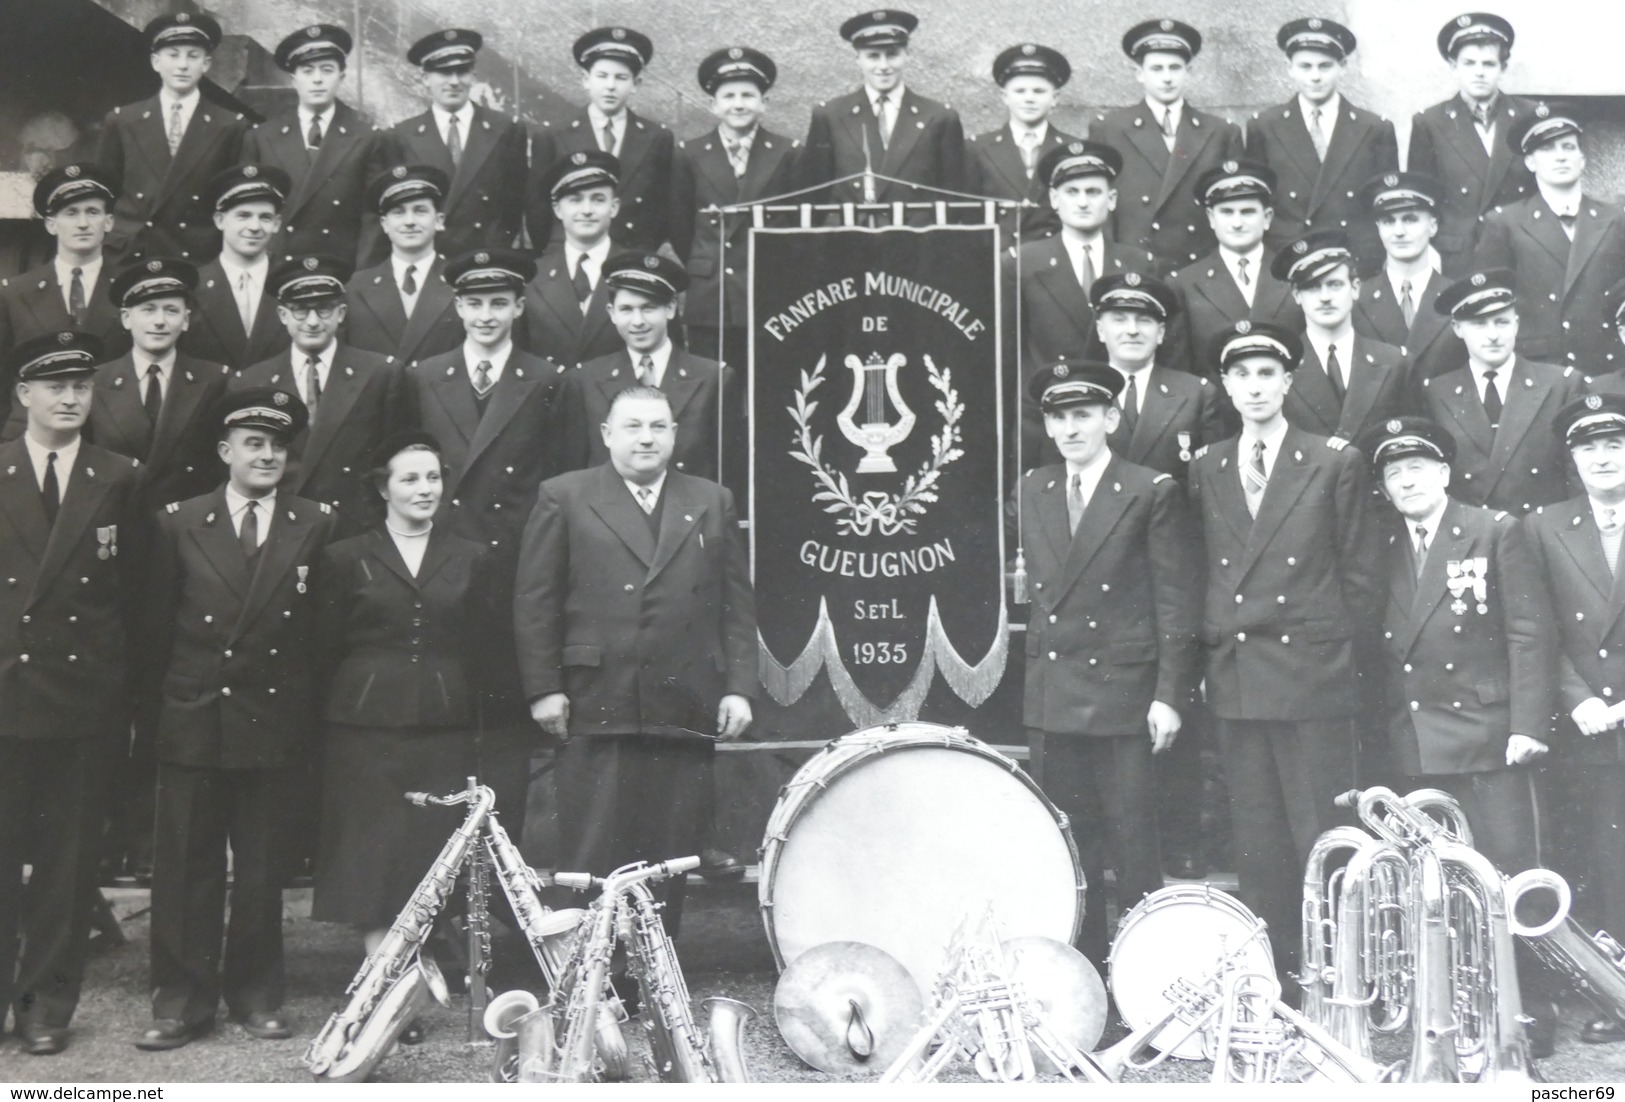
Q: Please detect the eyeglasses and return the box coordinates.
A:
[282,304,341,321]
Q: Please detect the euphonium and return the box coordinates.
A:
[303,783,492,1081]
[1325,834,1410,1059]
[1300,826,1374,1026]
[483,989,539,1083]
[1406,845,1463,1083]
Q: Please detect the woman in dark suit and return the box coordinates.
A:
[311,430,498,975]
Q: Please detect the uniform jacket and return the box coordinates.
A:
[233,345,402,535]
[1420,357,1584,515]
[516,243,625,367]
[315,525,496,728]
[384,106,526,257]
[1351,267,1466,383]
[1474,193,1625,373]
[1381,500,1553,774]
[1527,495,1625,765]
[0,441,142,740]
[88,352,231,517]
[1187,426,1381,720]
[96,94,247,262]
[1245,98,1398,266]
[1107,367,1228,478]
[1090,101,1246,268]
[240,100,388,268]
[529,108,675,252]
[513,463,756,736]
[1282,335,1412,442]
[1015,234,1160,370]
[142,488,335,769]
[798,88,966,222]
[670,125,800,329]
[1166,249,1304,381]
[964,122,1075,242]
[1406,94,1537,271]
[343,254,462,367]
[553,348,730,481]
[0,262,130,367]
[180,258,292,370]
[1020,457,1199,734]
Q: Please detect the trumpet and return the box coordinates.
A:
[1210,969,1396,1084]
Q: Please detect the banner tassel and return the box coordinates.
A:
[1011,547,1028,605]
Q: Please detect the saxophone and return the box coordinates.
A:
[304,783,494,1081]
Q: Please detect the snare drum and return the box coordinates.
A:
[759,723,1084,994]
[1107,885,1276,1060]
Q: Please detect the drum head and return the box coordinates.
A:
[1108,886,1275,1061]
[762,732,1081,995]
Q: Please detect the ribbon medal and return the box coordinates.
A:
[1177,431,1193,463]
[296,564,309,594]
[96,525,117,559]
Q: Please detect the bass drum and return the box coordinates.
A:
[1108,885,1276,1060]
[759,723,1084,994]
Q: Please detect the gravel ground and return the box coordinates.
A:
[2,883,1624,1084]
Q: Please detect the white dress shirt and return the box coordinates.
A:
[391,253,433,316]
[1305,328,1355,390]
[1148,98,1184,136]
[1468,356,1517,404]
[1060,231,1104,290]
[298,105,334,151]
[463,340,513,387]
[1410,499,1447,551]
[158,89,201,144]
[54,256,104,315]
[135,350,176,402]
[1064,446,1112,511]
[217,253,269,329]
[293,342,337,406]
[1238,417,1290,487]
[225,485,276,547]
[1537,181,1583,239]
[866,83,906,144]
[630,340,675,388]
[1219,244,1265,306]
[624,469,669,511]
[1298,92,1341,145]
[1385,251,1441,309]
[433,103,476,152]
[24,433,80,499]
[1114,362,1154,414]
[566,237,612,302]
[587,106,627,156]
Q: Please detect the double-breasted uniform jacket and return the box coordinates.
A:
[1165,249,1304,380]
[87,353,232,517]
[1187,426,1382,720]
[180,259,292,370]
[1420,357,1584,515]
[798,88,967,224]
[517,244,625,366]
[1381,499,1553,775]
[1107,367,1228,479]
[240,100,389,268]
[0,441,142,741]
[385,106,527,258]
[513,463,756,737]
[1406,94,1537,272]
[964,121,1075,242]
[96,94,247,262]
[1015,235,1161,370]
[553,348,730,481]
[670,125,800,333]
[1352,267,1467,383]
[142,489,335,769]
[529,108,676,252]
[1528,495,1625,766]
[343,254,463,367]
[1282,335,1412,442]
[0,263,130,368]
[1090,101,1246,269]
[314,526,496,729]
[1245,98,1398,267]
[1474,193,1625,374]
[232,345,402,535]
[1020,457,1199,734]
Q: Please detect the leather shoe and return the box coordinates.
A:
[1583,1016,1625,1044]
[698,847,745,881]
[1525,998,1558,1059]
[1164,851,1208,880]
[237,1012,292,1040]
[18,1025,67,1056]
[135,1018,211,1051]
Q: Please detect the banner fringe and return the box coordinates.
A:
[925,597,1009,707]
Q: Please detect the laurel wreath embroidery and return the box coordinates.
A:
[789,353,964,536]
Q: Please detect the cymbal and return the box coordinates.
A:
[1004,936,1108,1071]
[774,941,925,1075]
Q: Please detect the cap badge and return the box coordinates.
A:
[444,30,456,41]
[146,260,163,273]
[729,47,744,59]
[1125,272,1141,286]
[612,27,627,40]
[1161,18,1175,30]
[65,165,80,178]
[243,165,258,177]
[872,11,886,20]
[1293,240,1308,254]
[1457,14,1472,26]
[307,25,321,37]
[1307,17,1323,29]
[1588,394,1604,410]
[1053,364,1069,378]
[1223,160,1238,173]
[57,332,73,346]
[1386,419,1404,433]
[1235,320,1252,334]
[1022,44,1036,55]
[392,166,407,178]
[303,257,319,271]
[1384,173,1398,187]
[1068,141,1084,154]
[571,151,587,164]
[644,255,660,269]
[1536,103,1550,118]
[1471,273,1486,286]
[474,251,490,264]
[176,12,190,23]
[273,391,290,406]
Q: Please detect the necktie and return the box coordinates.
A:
[307,113,323,150]
[572,253,593,304]
[1235,256,1251,288]
[1399,279,1416,327]
[724,136,750,178]
[601,119,616,154]
[446,113,463,168]
[1482,368,1503,428]
[239,499,259,559]
[1066,472,1084,535]
[637,353,655,386]
[305,355,322,422]
[636,486,656,515]
[473,360,492,397]
[144,364,163,424]
[401,264,418,297]
[1326,344,1345,402]
[875,92,891,149]
[237,271,254,332]
[68,267,86,326]
[41,451,59,524]
[1604,508,1623,578]
[1119,375,1139,440]
[1018,130,1039,175]
[1414,524,1429,580]
[1310,106,1328,161]
[167,101,185,155]
[1472,104,1494,153]
[1244,438,1268,515]
[1077,243,1095,291]
[1559,212,1578,240]
[1161,107,1177,150]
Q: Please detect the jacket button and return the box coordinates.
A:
[1286,557,1296,566]
[1404,663,1412,672]
[624,583,634,592]
[1088,657,1098,666]
[1602,649,1610,659]
[221,687,232,696]
[1102,584,1110,592]
[1281,635,1290,644]
[1220,558,1229,567]
[1237,632,1246,642]
[1048,614,1057,623]
[68,655,77,662]
[1277,596,1285,604]
[18,654,27,663]
[1445,663,1454,671]
[268,687,276,694]
[67,616,76,623]
[1452,701,1461,708]
[20,615,28,623]
[1606,688,1615,698]
[1048,651,1057,660]
[224,649,232,658]
[204,615,213,623]
[1410,701,1419,711]
[1235,594,1243,603]
[1088,621,1098,629]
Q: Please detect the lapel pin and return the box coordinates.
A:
[114,376,124,387]
[297,565,309,594]
[346,366,354,376]
[1294,450,1303,462]
[85,467,94,478]
[205,512,216,524]
[684,514,693,522]
[1113,482,1122,493]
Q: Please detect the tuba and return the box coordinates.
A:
[1323,833,1411,1059]
[1299,826,1375,1026]
[1406,845,1463,1083]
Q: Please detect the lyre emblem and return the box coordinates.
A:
[838,352,914,473]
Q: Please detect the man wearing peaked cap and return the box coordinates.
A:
[1273,230,1411,444]
[1188,312,1382,985]
[180,165,294,372]
[243,24,389,271]
[0,329,143,1054]
[345,166,463,367]
[1092,18,1244,270]
[135,381,334,1050]
[1245,16,1397,271]
[528,27,674,255]
[1422,269,1585,517]
[518,153,628,368]
[1408,13,1536,275]
[964,43,1078,243]
[797,9,966,225]
[385,29,526,261]
[96,12,246,266]
[1352,171,1470,384]
[1474,101,1625,378]
[672,46,799,395]
[1018,357,1199,972]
